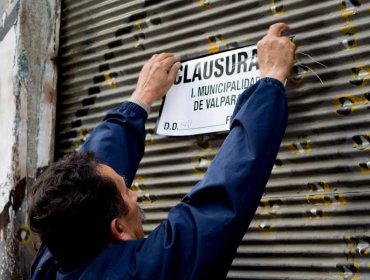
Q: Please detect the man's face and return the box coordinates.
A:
[98,164,145,239]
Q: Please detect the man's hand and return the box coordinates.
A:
[132,53,181,108]
[257,23,296,84]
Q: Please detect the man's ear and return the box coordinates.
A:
[110,218,133,241]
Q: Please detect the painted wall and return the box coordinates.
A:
[0,26,16,214]
[0,21,19,280]
[0,0,61,278]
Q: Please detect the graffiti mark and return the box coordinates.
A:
[66,129,90,152]
[342,36,358,50]
[260,198,283,209]
[257,222,274,233]
[145,129,155,145]
[102,72,118,89]
[334,92,369,118]
[271,0,285,15]
[340,0,361,20]
[192,156,211,174]
[350,66,370,88]
[336,263,360,280]
[16,225,32,244]
[340,22,358,50]
[339,0,361,52]
[340,23,358,36]
[291,64,310,84]
[138,193,157,204]
[113,11,160,51]
[308,181,331,193]
[358,161,370,174]
[334,94,368,116]
[306,182,332,219]
[366,92,370,102]
[79,128,89,139]
[306,193,347,206]
[306,208,326,219]
[134,33,146,49]
[335,96,355,116]
[132,178,156,204]
[196,135,212,150]
[199,0,212,8]
[207,34,227,54]
[131,178,145,192]
[352,134,370,150]
[258,198,282,218]
[345,235,370,257]
[75,141,83,152]
[287,137,312,154]
[136,16,162,30]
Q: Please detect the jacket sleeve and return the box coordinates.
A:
[130,78,288,280]
[79,101,148,186]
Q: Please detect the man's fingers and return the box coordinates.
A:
[267,22,289,37]
[161,55,181,71]
[152,53,175,62]
[168,62,181,82]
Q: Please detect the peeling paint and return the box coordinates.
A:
[0,26,17,213]
[36,0,60,169]
[0,0,61,278]
[17,49,29,81]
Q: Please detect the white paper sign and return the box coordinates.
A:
[156,45,260,136]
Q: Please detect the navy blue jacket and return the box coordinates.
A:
[31,78,288,280]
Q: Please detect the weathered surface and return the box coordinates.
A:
[0,0,61,278]
[0,23,18,280]
[0,25,17,216]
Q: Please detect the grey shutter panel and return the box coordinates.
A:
[57,0,370,279]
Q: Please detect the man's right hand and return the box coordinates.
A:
[257,23,296,84]
[131,53,181,108]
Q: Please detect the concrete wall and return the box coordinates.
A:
[0,24,17,217]
[0,0,61,278]
[0,17,17,278]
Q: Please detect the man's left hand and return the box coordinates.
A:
[131,53,181,108]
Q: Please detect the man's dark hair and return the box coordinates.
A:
[29,152,128,271]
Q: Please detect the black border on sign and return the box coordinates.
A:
[155,43,258,137]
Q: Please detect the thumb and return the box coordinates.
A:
[267,22,289,37]
[168,62,181,83]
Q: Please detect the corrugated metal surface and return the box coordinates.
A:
[56,0,370,279]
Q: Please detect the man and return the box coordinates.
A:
[29,23,296,279]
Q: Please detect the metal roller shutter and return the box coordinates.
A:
[56,0,370,279]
